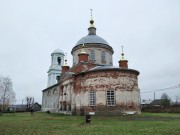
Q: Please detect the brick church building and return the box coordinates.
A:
[41,17,141,115]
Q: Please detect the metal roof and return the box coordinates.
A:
[51,49,64,55]
[87,65,140,75]
[76,35,109,46]
[89,65,119,71]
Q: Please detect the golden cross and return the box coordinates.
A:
[121,46,124,53]
[90,9,93,19]
[121,46,124,60]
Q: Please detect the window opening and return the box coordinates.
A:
[57,57,61,65]
[53,88,57,94]
[101,51,106,61]
[107,91,115,106]
[89,50,95,61]
[89,91,96,106]
[47,91,51,96]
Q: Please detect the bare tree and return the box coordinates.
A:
[161,93,171,107]
[161,93,170,100]
[0,76,16,110]
[175,93,180,105]
[25,96,34,111]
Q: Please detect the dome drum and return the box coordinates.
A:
[71,43,114,55]
[71,19,114,66]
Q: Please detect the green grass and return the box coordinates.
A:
[0,112,180,135]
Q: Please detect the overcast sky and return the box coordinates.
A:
[0,0,180,104]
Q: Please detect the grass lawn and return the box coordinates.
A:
[0,112,180,135]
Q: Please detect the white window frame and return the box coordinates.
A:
[107,90,115,106]
[89,91,96,106]
[89,50,95,61]
[101,51,106,61]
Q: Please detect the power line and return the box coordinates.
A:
[141,84,180,94]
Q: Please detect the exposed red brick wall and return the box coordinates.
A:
[62,66,70,73]
[59,62,140,115]
[78,53,89,63]
[119,60,128,68]
[68,63,96,74]
[60,63,97,83]
[74,70,138,94]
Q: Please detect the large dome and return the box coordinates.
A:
[71,19,114,65]
[76,35,109,46]
[71,19,114,55]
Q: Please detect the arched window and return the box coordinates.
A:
[47,91,51,96]
[101,51,106,62]
[56,76,60,82]
[89,50,95,61]
[57,57,61,65]
[53,88,57,94]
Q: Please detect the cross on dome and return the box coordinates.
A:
[90,9,94,27]
[121,46,125,60]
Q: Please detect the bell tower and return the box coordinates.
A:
[47,49,64,87]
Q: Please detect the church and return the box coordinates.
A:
[41,16,141,115]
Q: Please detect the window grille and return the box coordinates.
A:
[107,91,115,106]
[89,91,96,106]
[89,50,95,60]
[101,51,106,61]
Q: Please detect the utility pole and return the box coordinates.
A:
[15,99,16,112]
[176,96,178,104]
[154,92,155,100]
[22,100,24,106]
